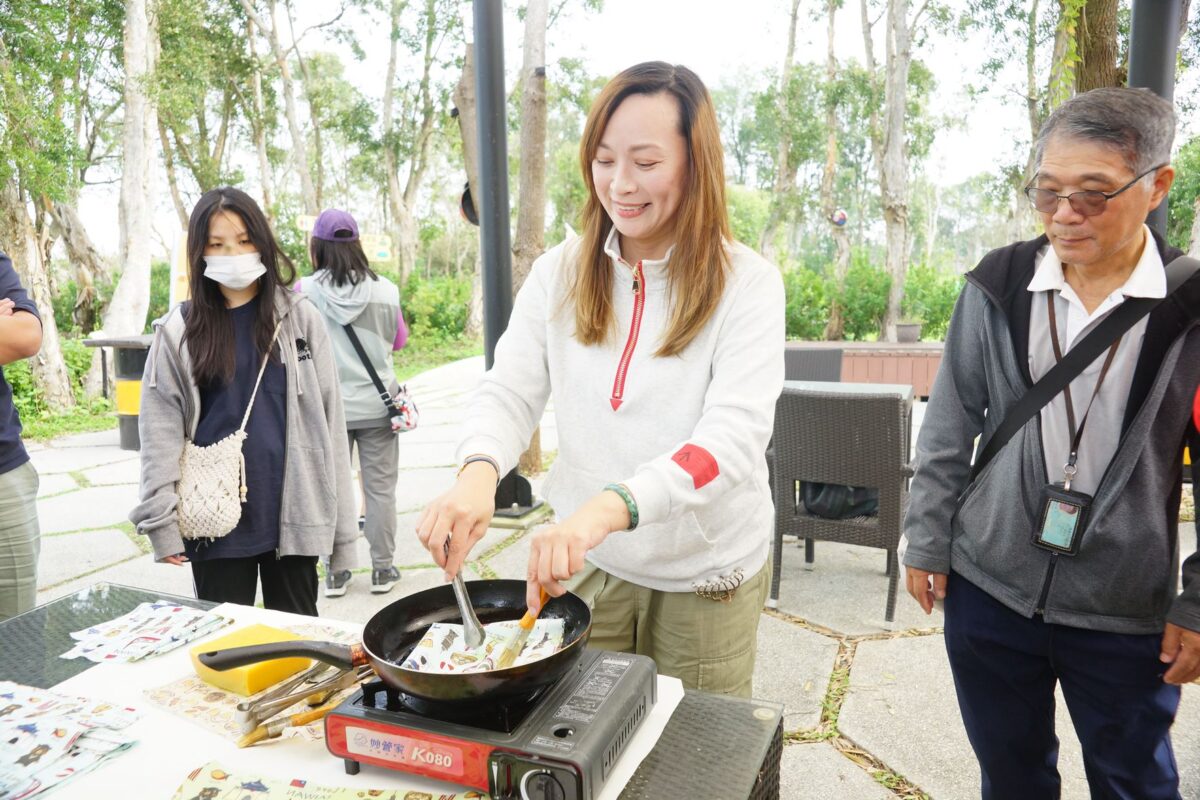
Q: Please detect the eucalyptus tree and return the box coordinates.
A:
[0,3,85,410]
[154,0,258,225]
[820,0,852,339]
[758,0,801,262]
[105,0,159,343]
[380,0,461,280]
[859,0,948,339]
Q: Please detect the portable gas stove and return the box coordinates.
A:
[324,649,657,800]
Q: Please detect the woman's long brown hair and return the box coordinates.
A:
[571,62,730,357]
[184,187,295,387]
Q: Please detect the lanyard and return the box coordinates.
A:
[1046,292,1121,490]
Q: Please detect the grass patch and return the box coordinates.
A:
[21,404,118,442]
[393,334,483,383]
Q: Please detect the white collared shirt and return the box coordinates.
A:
[1026,225,1163,494]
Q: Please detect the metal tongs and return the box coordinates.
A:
[234,662,373,734]
[445,539,486,648]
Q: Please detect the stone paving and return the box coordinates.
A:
[26,355,1200,798]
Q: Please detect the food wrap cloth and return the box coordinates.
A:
[403,621,565,673]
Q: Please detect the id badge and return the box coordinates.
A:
[1033,483,1093,556]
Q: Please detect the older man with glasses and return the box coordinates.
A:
[902,86,1200,799]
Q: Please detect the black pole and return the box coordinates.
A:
[1127,0,1182,235]
[471,0,539,517]
[473,0,513,371]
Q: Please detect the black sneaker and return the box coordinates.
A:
[358,515,366,532]
[324,569,353,598]
[371,566,401,594]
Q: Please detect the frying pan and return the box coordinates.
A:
[196,579,591,705]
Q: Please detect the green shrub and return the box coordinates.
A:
[5,336,109,421]
[727,185,772,249]
[901,265,962,340]
[782,267,830,340]
[51,269,118,336]
[839,258,891,340]
[402,273,471,341]
[145,261,172,331]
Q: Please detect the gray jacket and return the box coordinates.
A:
[129,288,359,573]
[298,272,404,428]
[903,233,1200,634]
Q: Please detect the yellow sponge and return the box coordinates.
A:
[190,624,311,696]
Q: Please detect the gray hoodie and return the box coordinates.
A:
[129,288,359,573]
[298,272,403,428]
[904,233,1200,635]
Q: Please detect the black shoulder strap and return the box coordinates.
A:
[342,323,397,416]
[968,255,1200,482]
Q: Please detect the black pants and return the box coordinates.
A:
[944,571,1180,800]
[190,551,319,616]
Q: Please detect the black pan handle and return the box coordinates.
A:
[197,641,365,671]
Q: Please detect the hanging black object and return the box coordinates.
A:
[460,182,479,226]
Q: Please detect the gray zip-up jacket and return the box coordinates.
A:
[129,288,359,573]
[903,232,1200,635]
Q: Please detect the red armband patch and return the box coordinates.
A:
[672,444,719,490]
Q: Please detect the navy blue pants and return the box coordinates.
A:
[943,572,1180,800]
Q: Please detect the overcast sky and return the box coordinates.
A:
[77,0,1200,259]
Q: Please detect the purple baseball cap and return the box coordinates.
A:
[312,208,360,241]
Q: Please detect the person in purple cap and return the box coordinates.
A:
[298,208,408,596]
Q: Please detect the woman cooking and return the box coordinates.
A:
[416,61,784,698]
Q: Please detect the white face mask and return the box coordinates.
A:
[203,252,267,290]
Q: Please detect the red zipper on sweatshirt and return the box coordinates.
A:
[610,261,645,411]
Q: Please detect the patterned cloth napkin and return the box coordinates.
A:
[0,681,139,799]
[171,761,492,799]
[60,601,230,663]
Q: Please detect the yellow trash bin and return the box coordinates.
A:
[83,334,154,451]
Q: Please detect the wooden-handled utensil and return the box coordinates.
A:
[495,588,551,669]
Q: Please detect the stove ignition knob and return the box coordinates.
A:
[519,768,566,800]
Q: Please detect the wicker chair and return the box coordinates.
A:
[767,382,914,622]
[783,346,843,382]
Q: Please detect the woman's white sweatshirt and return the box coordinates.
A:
[457,229,785,592]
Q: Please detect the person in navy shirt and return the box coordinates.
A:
[0,253,44,620]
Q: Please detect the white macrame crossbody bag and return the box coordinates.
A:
[177,321,283,540]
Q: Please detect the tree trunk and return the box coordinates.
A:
[821,0,851,341]
[248,18,274,222]
[513,0,548,476]
[240,0,318,215]
[294,48,324,208]
[922,181,939,267]
[45,202,108,332]
[860,0,886,173]
[396,0,441,281]
[0,181,75,412]
[880,0,912,341]
[512,0,547,297]
[454,41,485,339]
[758,0,801,261]
[158,120,190,231]
[1075,0,1120,93]
[381,0,406,282]
[107,0,158,340]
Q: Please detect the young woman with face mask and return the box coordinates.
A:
[416,63,785,697]
[130,187,358,615]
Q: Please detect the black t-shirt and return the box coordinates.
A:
[185,296,287,561]
[0,253,40,477]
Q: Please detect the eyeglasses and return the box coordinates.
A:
[1023,164,1166,217]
